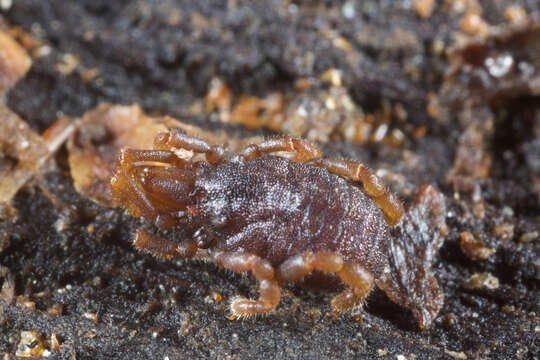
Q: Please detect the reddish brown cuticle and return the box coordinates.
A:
[111,129,404,317]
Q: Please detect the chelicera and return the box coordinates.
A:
[111,129,404,317]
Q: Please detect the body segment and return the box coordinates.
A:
[196,157,389,277]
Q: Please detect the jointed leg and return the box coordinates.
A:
[153,129,224,165]
[111,166,178,229]
[309,158,404,226]
[117,148,186,169]
[276,252,344,283]
[276,252,374,312]
[131,166,195,212]
[237,136,322,163]
[133,229,197,260]
[111,147,197,229]
[212,252,280,317]
[332,263,374,311]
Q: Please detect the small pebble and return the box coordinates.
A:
[519,231,538,243]
[463,272,499,290]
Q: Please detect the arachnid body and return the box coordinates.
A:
[111,129,404,317]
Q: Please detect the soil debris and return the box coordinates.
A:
[459,231,496,261]
[0,31,31,97]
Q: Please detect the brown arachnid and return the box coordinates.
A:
[111,129,404,317]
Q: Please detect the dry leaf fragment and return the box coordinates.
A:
[377,184,448,329]
[0,106,49,204]
[67,103,169,206]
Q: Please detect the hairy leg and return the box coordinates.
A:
[276,251,343,283]
[332,263,374,311]
[131,166,195,211]
[133,229,197,260]
[212,252,280,317]
[118,148,186,169]
[237,136,322,163]
[308,158,404,226]
[111,147,197,228]
[276,252,374,312]
[153,129,224,165]
[111,167,178,229]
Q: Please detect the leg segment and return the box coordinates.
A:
[332,263,374,312]
[118,148,186,169]
[111,166,178,229]
[309,158,404,226]
[276,252,344,283]
[132,166,195,212]
[238,136,322,163]
[213,252,280,317]
[133,229,197,260]
[276,252,374,312]
[153,129,224,165]
[111,147,197,229]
